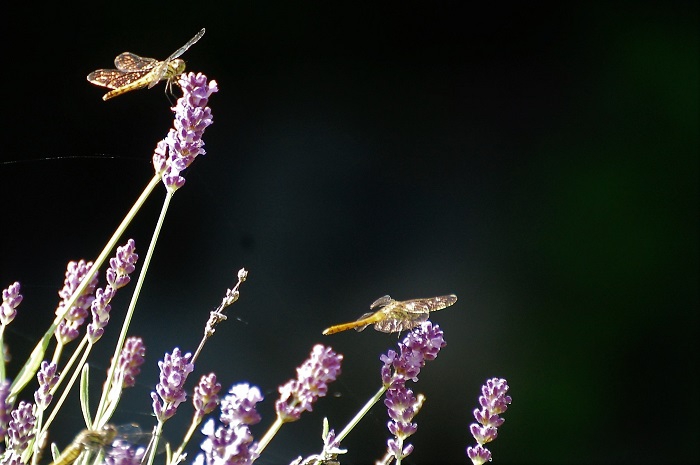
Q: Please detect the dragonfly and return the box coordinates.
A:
[87,28,205,101]
[49,424,149,465]
[322,294,457,335]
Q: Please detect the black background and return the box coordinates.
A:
[1,2,698,464]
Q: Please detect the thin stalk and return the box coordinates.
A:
[93,189,174,428]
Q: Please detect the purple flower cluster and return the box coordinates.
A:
[380,321,446,388]
[88,239,138,343]
[152,72,218,192]
[384,384,424,461]
[194,373,222,422]
[378,321,446,462]
[105,439,146,465]
[151,347,194,422]
[466,378,512,465]
[55,260,99,344]
[276,345,343,422]
[194,383,263,465]
[1,282,23,326]
[115,336,146,388]
[5,401,36,456]
[34,361,58,410]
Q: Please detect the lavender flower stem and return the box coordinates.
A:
[336,385,388,444]
[254,416,285,456]
[94,189,173,427]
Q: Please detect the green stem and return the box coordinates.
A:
[335,385,388,443]
[93,187,173,428]
[254,416,285,456]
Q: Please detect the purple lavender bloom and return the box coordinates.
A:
[275,345,343,422]
[106,239,138,290]
[0,379,11,437]
[151,347,194,422]
[115,336,146,388]
[153,72,218,192]
[34,361,58,410]
[220,383,262,427]
[87,286,115,343]
[380,321,446,388]
[88,240,138,343]
[383,384,423,462]
[466,378,512,465]
[104,439,146,465]
[194,373,223,422]
[1,282,23,326]
[55,260,99,344]
[194,419,259,465]
[6,401,36,455]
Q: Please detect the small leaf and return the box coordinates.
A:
[80,363,92,427]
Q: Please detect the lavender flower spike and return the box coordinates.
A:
[193,373,223,422]
[151,347,194,422]
[1,282,23,327]
[87,239,138,343]
[34,361,58,410]
[276,344,343,422]
[380,321,446,388]
[55,260,99,345]
[194,384,262,465]
[383,384,425,462]
[115,336,146,389]
[153,72,218,192]
[5,401,36,457]
[466,378,512,465]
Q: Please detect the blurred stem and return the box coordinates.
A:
[254,416,285,456]
[336,385,388,443]
[93,186,172,428]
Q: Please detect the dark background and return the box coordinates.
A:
[1,2,698,464]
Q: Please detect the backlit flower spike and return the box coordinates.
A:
[34,361,58,410]
[115,336,146,389]
[104,439,146,465]
[275,344,343,422]
[87,239,138,343]
[194,383,263,465]
[151,347,194,422]
[55,260,99,345]
[153,72,218,192]
[194,418,259,465]
[5,400,36,457]
[380,321,446,389]
[193,373,223,422]
[466,378,512,465]
[220,382,262,427]
[383,384,425,463]
[1,281,23,327]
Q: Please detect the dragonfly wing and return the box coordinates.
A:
[87,69,151,90]
[114,52,158,71]
[165,28,206,62]
[370,295,393,309]
[400,294,458,315]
